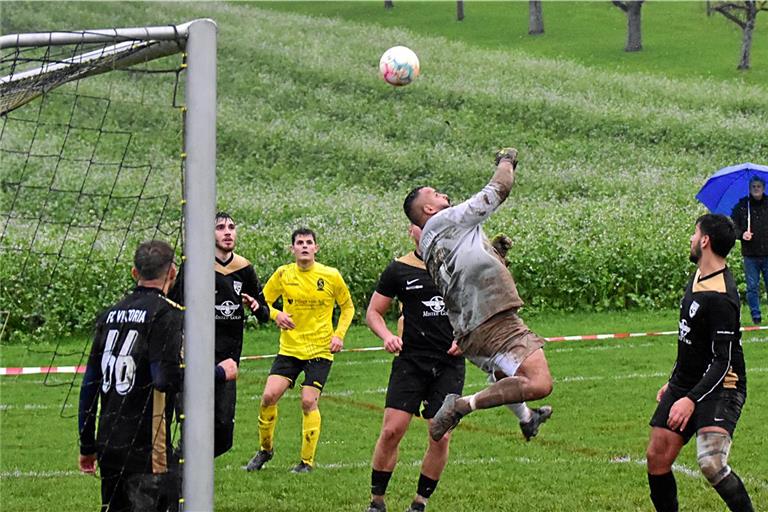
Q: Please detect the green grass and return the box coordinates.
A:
[256,1,768,85]
[3,2,768,341]
[2,313,767,511]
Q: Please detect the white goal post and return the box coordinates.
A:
[1,19,217,511]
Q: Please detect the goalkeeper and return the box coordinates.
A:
[402,148,554,442]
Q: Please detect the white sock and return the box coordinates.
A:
[467,393,478,411]
[506,402,532,423]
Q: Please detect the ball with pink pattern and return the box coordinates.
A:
[379,46,420,87]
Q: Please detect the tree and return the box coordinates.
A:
[712,1,768,70]
[612,0,644,52]
[529,0,544,34]
[457,0,465,21]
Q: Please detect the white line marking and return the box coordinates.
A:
[609,455,768,490]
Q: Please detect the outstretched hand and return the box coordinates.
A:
[494,147,518,168]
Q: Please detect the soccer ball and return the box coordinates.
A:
[379,46,420,87]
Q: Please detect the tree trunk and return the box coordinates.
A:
[384,0,394,9]
[457,0,465,21]
[738,2,757,69]
[529,0,544,34]
[625,1,643,52]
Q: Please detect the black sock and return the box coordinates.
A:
[371,469,393,497]
[714,472,754,512]
[416,473,439,500]
[648,472,678,512]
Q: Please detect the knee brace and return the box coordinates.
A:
[696,432,732,486]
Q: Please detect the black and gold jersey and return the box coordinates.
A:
[671,267,747,401]
[376,251,455,361]
[79,286,183,473]
[170,253,269,363]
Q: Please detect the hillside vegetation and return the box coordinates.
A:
[2,2,767,340]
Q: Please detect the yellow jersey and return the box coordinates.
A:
[264,261,354,361]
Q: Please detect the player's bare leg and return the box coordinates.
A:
[368,409,412,511]
[430,349,552,441]
[646,427,684,511]
[490,370,553,441]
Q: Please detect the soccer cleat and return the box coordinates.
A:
[290,461,313,474]
[428,393,464,441]
[366,500,387,512]
[405,502,426,512]
[244,449,273,471]
[519,405,553,441]
[753,317,761,325]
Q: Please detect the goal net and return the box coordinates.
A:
[1,20,217,509]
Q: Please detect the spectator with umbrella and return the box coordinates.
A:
[696,162,768,324]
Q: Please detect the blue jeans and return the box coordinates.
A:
[743,256,768,320]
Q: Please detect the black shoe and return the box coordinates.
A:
[244,449,273,471]
[753,317,761,325]
[290,461,313,473]
[366,500,387,512]
[405,502,426,512]
[519,405,553,441]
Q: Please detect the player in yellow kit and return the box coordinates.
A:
[245,228,354,474]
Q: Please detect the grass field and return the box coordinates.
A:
[2,3,768,510]
[3,2,768,340]
[2,313,767,511]
[257,0,768,85]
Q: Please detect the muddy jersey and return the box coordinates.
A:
[375,251,455,360]
[79,286,183,473]
[671,267,747,401]
[420,167,523,339]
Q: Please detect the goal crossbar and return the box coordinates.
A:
[0,21,200,49]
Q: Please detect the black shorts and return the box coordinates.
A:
[269,354,333,391]
[385,355,465,419]
[100,466,179,512]
[649,384,746,443]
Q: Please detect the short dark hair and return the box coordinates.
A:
[750,176,765,186]
[215,211,234,224]
[696,213,736,258]
[291,227,316,245]
[403,186,426,226]
[134,240,175,280]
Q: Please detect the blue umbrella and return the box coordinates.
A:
[696,162,768,217]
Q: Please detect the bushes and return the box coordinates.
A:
[2,4,766,342]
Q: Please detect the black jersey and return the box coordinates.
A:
[79,286,183,473]
[670,267,747,401]
[376,252,455,360]
[170,253,269,363]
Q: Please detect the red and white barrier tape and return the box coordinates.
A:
[3,325,767,375]
[0,365,86,376]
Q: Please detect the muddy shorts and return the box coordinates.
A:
[459,309,545,377]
